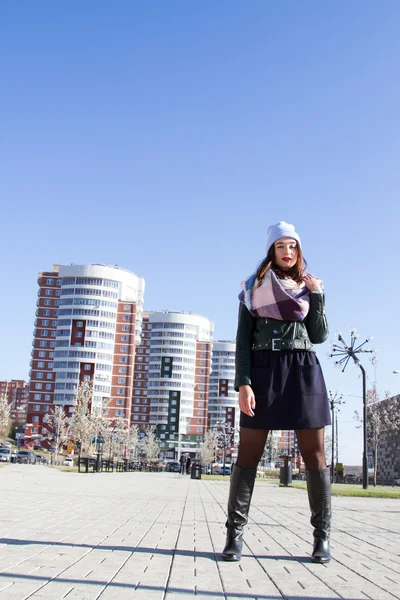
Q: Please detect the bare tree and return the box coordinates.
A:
[200,429,219,467]
[43,406,70,464]
[126,424,139,460]
[69,380,95,457]
[354,386,400,486]
[263,431,280,467]
[0,393,11,438]
[140,425,160,463]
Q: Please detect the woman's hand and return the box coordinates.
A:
[303,274,322,293]
[238,385,255,417]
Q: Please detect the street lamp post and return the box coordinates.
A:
[328,329,374,490]
[328,391,344,483]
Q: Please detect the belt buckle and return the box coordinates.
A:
[272,338,281,351]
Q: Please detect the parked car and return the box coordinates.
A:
[16,450,36,464]
[344,473,359,483]
[0,448,11,462]
[63,457,74,467]
[217,466,231,475]
[166,461,181,472]
[4,442,12,448]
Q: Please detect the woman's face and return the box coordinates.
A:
[274,237,298,270]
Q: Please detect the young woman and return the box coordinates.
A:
[222,221,331,564]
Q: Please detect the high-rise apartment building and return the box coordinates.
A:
[208,341,238,429]
[208,341,238,463]
[25,264,145,446]
[133,311,214,458]
[0,379,29,424]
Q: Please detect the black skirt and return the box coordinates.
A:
[240,350,331,430]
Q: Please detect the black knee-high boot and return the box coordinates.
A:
[306,468,331,563]
[221,464,257,561]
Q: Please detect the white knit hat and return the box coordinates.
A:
[266,221,302,256]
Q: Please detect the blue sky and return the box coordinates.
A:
[2,1,400,465]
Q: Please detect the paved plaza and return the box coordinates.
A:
[0,465,399,600]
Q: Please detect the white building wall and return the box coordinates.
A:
[209,341,238,429]
[52,264,144,409]
[147,312,213,439]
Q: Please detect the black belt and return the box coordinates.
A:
[253,339,313,351]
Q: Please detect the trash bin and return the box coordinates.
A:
[10,454,16,464]
[279,456,292,486]
[190,462,202,480]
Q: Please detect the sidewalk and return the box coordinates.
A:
[0,465,399,600]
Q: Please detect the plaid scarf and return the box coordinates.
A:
[239,269,310,321]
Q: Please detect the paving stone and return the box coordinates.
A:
[1,465,400,600]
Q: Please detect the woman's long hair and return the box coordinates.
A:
[255,242,307,286]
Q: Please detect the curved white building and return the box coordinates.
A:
[145,311,214,459]
[26,264,145,444]
[208,340,238,428]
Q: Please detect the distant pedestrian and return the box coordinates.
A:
[222,221,331,564]
[186,455,191,475]
[179,454,185,475]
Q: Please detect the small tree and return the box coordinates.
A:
[69,380,95,457]
[0,393,11,438]
[200,429,219,468]
[354,386,400,486]
[126,424,139,460]
[140,425,160,463]
[43,406,70,464]
[263,432,280,467]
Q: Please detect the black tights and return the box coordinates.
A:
[236,428,327,471]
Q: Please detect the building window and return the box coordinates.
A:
[121,336,129,342]
[44,299,51,306]
[118,378,126,384]
[77,321,84,327]
[119,367,127,373]
[45,384,52,390]
[116,410,124,416]
[123,315,131,321]
[34,394,41,400]
[38,362,45,368]
[116,399,124,405]
[123,305,131,311]
[75,332,83,338]
[117,388,124,395]
[46,279,53,285]
[45,394,51,401]
[41,331,48,337]
[120,346,128,353]
[39,341,47,347]
[119,357,128,363]
[47,373,52,379]
[38,351,46,357]
[35,383,43,390]
[33,405,40,411]
[37,372,44,379]
[122,325,130,332]
[133,415,139,420]
[32,417,39,423]
[45,290,53,296]
[42,320,49,326]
